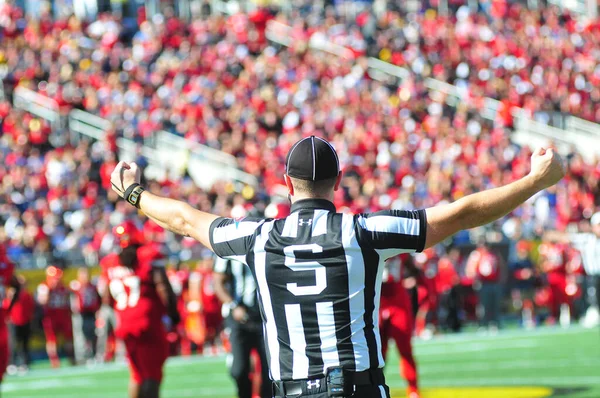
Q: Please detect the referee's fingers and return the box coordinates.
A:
[532,147,546,157]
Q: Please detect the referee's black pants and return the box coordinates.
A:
[227,320,271,398]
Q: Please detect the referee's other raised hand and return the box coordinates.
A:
[528,147,566,190]
[110,161,142,198]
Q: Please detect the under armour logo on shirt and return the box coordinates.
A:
[306,380,320,390]
[298,219,313,227]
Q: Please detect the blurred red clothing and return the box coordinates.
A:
[73,282,101,314]
[10,289,35,326]
[467,247,501,283]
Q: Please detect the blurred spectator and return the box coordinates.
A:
[508,240,537,328]
[466,240,502,331]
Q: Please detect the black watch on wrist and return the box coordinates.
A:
[124,183,146,209]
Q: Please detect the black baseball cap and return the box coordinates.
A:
[285,136,340,181]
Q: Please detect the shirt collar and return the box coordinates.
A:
[290,199,336,213]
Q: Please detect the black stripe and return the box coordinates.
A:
[357,209,427,252]
[327,213,356,370]
[302,302,324,377]
[416,209,427,253]
[368,232,422,251]
[212,238,250,260]
[265,241,294,380]
[356,221,381,369]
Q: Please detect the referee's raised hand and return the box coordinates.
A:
[528,147,566,190]
[110,161,141,198]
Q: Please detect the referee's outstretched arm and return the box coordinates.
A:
[109,147,565,250]
[423,147,565,248]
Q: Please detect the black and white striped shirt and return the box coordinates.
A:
[570,233,600,276]
[209,199,426,382]
[214,256,261,320]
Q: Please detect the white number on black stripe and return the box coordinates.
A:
[284,244,327,296]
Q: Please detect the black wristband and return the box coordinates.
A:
[124,183,145,208]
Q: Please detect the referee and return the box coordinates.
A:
[213,256,271,398]
[111,136,565,398]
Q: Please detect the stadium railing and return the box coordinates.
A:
[265,20,600,162]
[13,88,258,191]
[13,86,61,132]
[547,0,598,18]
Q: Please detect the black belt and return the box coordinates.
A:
[273,368,385,397]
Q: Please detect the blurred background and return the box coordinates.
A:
[0,0,599,397]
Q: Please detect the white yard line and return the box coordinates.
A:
[415,339,541,356]
[416,357,600,375]
[386,376,600,388]
[413,325,594,346]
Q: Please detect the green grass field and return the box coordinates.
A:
[6,326,600,398]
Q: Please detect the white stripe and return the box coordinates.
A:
[378,385,387,398]
[341,213,370,371]
[285,303,309,380]
[316,301,340,374]
[213,221,261,244]
[282,212,299,238]
[253,221,280,380]
[359,215,420,236]
[311,136,316,180]
[373,257,385,367]
[213,256,228,273]
[243,271,256,306]
[232,261,244,301]
[311,209,329,237]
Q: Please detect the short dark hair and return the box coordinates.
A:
[290,176,337,197]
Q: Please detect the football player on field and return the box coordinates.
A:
[37,265,74,368]
[379,254,421,398]
[0,243,20,391]
[100,221,179,398]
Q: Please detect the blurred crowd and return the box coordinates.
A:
[0,0,599,358]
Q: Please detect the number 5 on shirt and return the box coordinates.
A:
[284,244,327,296]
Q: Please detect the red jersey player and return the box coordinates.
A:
[379,254,420,398]
[100,221,179,398]
[37,265,74,367]
[0,243,20,389]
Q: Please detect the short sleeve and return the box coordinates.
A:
[356,209,427,260]
[209,217,264,265]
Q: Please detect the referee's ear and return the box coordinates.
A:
[284,174,295,196]
[333,171,343,191]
